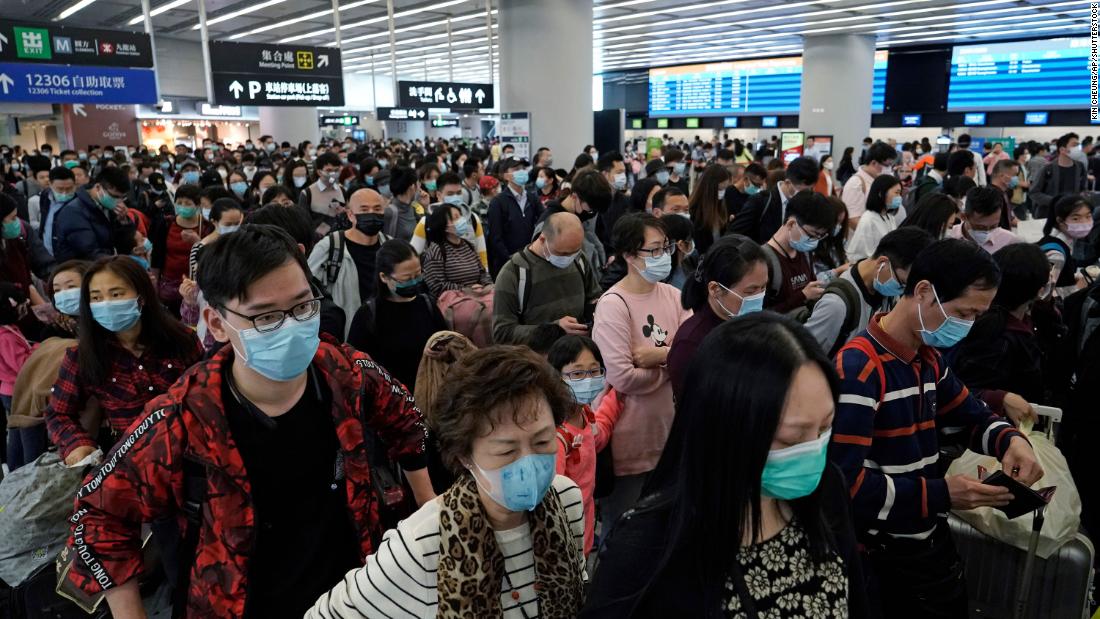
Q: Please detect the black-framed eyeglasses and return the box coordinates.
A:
[562,367,606,381]
[221,297,323,333]
[637,243,676,259]
[797,221,830,241]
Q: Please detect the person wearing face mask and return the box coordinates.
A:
[842,141,897,230]
[583,314,869,618]
[662,148,689,196]
[410,172,488,266]
[383,165,425,242]
[347,239,447,390]
[1038,194,1094,298]
[536,169,613,281]
[847,174,903,262]
[1009,145,1032,220]
[306,188,390,339]
[666,234,767,397]
[62,229,432,619]
[227,169,251,206]
[805,227,933,358]
[591,213,692,528]
[29,166,77,252]
[45,257,200,467]
[177,161,202,187]
[492,212,601,346]
[421,203,494,300]
[762,192,835,314]
[984,158,1022,231]
[594,152,630,251]
[686,163,733,256]
[0,193,54,322]
[948,185,1021,255]
[283,158,311,203]
[179,199,245,348]
[730,157,818,244]
[157,182,213,315]
[534,166,560,204]
[459,156,484,210]
[297,152,348,236]
[487,158,544,276]
[814,154,838,197]
[307,345,585,619]
[546,335,623,556]
[831,238,1042,618]
[51,167,137,263]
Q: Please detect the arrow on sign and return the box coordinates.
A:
[0,33,7,53]
[318,54,329,68]
[474,89,485,104]
[0,74,12,95]
[229,80,244,98]
[73,104,87,117]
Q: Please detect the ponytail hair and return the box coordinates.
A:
[681,234,766,311]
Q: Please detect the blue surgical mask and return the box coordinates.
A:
[918,285,974,348]
[182,171,200,184]
[142,238,153,254]
[613,172,627,191]
[96,190,117,211]
[633,253,672,283]
[673,162,686,176]
[201,207,212,220]
[1007,176,1020,189]
[159,162,171,171]
[717,188,726,201]
[469,453,557,512]
[2,219,20,239]
[717,284,764,317]
[226,314,320,382]
[535,177,547,190]
[366,176,375,187]
[90,298,142,332]
[293,176,307,188]
[545,246,579,269]
[176,205,198,219]
[888,195,902,212]
[790,224,820,253]
[453,217,471,237]
[378,159,388,169]
[511,169,529,186]
[231,181,248,197]
[424,180,437,192]
[873,261,904,297]
[745,184,760,196]
[379,184,392,198]
[761,430,831,500]
[53,287,81,316]
[567,376,604,405]
[130,254,150,271]
[219,224,240,235]
[443,194,464,207]
[655,170,670,185]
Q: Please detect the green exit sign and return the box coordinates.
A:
[656,118,668,129]
[631,118,643,129]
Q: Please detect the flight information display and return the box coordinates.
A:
[648,51,887,116]
[947,37,1089,111]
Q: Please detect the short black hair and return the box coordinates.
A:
[210,197,243,223]
[596,151,625,173]
[174,183,202,204]
[201,185,233,205]
[716,149,735,161]
[963,185,1004,217]
[436,171,462,189]
[526,323,567,356]
[652,186,685,212]
[463,156,481,178]
[902,238,1000,301]
[1043,194,1092,236]
[943,174,977,200]
[260,185,295,205]
[865,142,897,165]
[612,212,666,258]
[197,224,310,308]
[932,152,949,172]
[546,335,603,371]
[957,133,972,148]
[901,193,959,239]
[947,150,975,177]
[96,166,131,193]
[388,166,418,197]
[315,152,341,169]
[785,191,834,231]
[1056,133,1079,150]
[664,147,685,163]
[499,157,526,173]
[48,166,76,183]
[785,156,819,186]
[570,169,613,213]
[246,203,316,253]
[991,243,1049,310]
[873,227,934,270]
[660,211,693,242]
[0,282,26,325]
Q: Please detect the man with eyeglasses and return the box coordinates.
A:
[763,191,836,314]
[948,185,1020,255]
[64,225,434,619]
[51,166,137,262]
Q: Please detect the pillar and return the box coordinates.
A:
[498,0,592,162]
[799,34,876,165]
[258,107,319,145]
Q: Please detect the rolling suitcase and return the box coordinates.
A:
[949,510,1094,618]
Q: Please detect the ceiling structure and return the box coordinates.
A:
[7,0,1090,85]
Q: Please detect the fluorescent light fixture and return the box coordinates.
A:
[595,0,657,10]
[192,0,288,29]
[126,0,190,25]
[595,0,757,25]
[281,0,469,43]
[226,0,376,39]
[339,10,485,45]
[58,0,97,19]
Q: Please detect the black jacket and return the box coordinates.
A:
[954,306,1050,405]
[729,187,784,244]
[487,187,543,276]
[581,463,872,619]
[51,187,136,262]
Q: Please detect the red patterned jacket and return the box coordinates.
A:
[64,340,428,618]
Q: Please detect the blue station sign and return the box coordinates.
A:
[0,62,157,104]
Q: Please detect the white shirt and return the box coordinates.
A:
[306,476,585,619]
[510,183,528,214]
[846,211,898,261]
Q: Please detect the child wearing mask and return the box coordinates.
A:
[547,335,623,555]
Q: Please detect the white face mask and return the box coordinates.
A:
[823,161,834,171]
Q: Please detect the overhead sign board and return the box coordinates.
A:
[376,107,429,121]
[0,20,153,68]
[498,112,530,159]
[320,114,359,126]
[199,103,241,117]
[430,118,459,128]
[398,79,493,109]
[902,114,922,126]
[0,61,157,104]
[209,40,344,106]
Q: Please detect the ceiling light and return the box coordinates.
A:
[226,0,376,39]
[281,0,469,43]
[57,0,97,20]
[339,11,484,45]
[192,0,288,29]
[594,0,658,11]
[126,0,190,26]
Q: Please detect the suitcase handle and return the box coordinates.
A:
[1012,507,1046,619]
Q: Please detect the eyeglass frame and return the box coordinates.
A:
[562,367,606,381]
[219,297,324,333]
[636,242,677,259]
[796,220,830,242]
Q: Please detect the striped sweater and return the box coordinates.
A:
[305,476,585,618]
[829,314,1024,541]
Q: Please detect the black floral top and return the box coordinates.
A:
[725,517,848,618]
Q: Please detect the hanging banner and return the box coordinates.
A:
[397,79,493,109]
[209,40,344,106]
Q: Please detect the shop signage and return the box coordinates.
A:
[209,40,344,106]
[397,80,493,109]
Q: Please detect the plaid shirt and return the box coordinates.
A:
[45,338,201,458]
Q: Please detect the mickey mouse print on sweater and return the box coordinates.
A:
[642,315,669,347]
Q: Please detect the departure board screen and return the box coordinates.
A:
[947,37,1089,111]
[648,51,887,116]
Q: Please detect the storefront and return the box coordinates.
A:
[136,99,260,150]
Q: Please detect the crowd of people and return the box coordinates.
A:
[0,128,1096,618]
